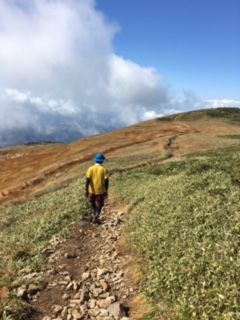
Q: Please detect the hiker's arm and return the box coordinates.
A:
[104,178,109,197]
[104,178,109,191]
[85,178,90,197]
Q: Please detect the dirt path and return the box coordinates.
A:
[28,199,139,320]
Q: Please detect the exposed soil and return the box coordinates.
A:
[29,222,97,318]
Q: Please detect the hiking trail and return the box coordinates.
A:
[24,198,139,320]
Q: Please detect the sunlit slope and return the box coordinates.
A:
[0,108,240,203]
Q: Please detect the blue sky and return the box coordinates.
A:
[96,0,240,100]
[0,0,239,147]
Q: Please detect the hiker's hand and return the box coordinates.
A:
[85,191,89,197]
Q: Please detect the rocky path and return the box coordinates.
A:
[26,200,140,320]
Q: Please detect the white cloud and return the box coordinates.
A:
[205,99,240,109]
[141,110,164,121]
[4,89,30,103]
[0,0,239,147]
[0,91,40,131]
[0,0,117,94]
[108,55,167,106]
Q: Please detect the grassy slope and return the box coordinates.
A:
[0,107,240,319]
[111,146,240,319]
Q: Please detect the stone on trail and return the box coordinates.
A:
[82,272,90,281]
[79,285,89,303]
[97,268,108,280]
[98,295,115,309]
[72,308,83,319]
[16,287,28,301]
[28,283,40,296]
[107,301,123,318]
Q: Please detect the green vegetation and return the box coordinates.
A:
[157,116,173,122]
[206,107,240,119]
[106,150,172,174]
[168,107,240,123]
[111,146,240,319]
[1,142,240,319]
[218,135,240,140]
[24,141,63,146]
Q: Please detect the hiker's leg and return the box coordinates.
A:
[90,200,96,212]
[93,195,105,223]
[95,205,102,217]
[89,203,96,222]
[92,205,101,224]
[88,194,97,222]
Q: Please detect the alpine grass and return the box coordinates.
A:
[111,147,240,319]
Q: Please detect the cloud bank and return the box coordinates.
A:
[0,0,239,147]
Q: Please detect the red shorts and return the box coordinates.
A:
[88,193,105,207]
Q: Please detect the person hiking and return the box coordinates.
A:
[85,153,109,224]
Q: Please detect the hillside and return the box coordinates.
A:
[1,108,240,204]
[0,107,240,319]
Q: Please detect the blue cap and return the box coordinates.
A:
[93,153,106,163]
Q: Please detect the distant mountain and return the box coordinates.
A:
[0,120,117,148]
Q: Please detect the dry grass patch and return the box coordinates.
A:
[129,293,156,320]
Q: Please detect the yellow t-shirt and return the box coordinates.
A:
[86,164,109,195]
